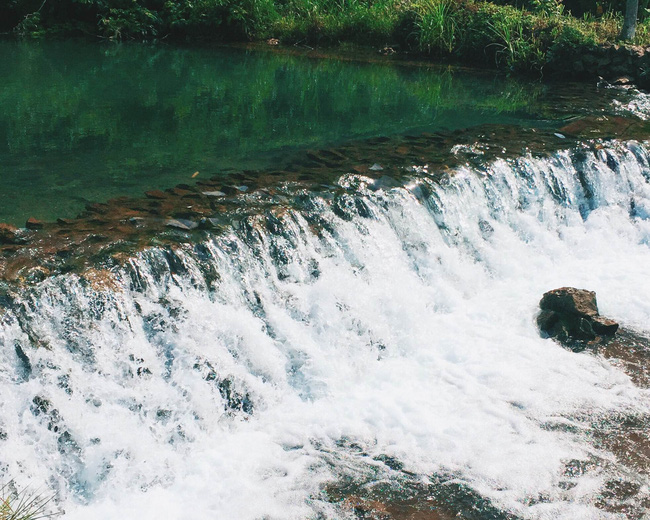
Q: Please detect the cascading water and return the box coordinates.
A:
[1,140,650,519]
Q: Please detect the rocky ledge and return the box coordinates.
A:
[0,117,648,284]
[0,125,604,283]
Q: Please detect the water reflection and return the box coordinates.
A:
[0,40,611,223]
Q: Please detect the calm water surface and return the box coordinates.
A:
[0,40,626,224]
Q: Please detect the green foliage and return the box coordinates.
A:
[8,0,282,40]
[100,2,162,40]
[5,0,650,71]
[487,11,536,68]
[530,0,564,16]
[415,0,458,53]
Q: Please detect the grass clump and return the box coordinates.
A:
[0,482,58,520]
[416,0,459,53]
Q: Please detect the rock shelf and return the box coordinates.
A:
[1,119,648,283]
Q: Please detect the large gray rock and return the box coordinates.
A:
[538,287,618,343]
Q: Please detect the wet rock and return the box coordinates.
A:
[0,223,23,245]
[31,395,62,432]
[370,175,401,191]
[199,217,221,230]
[30,395,50,416]
[612,76,634,86]
[540,287,598,317]
[156,409,172,420]
[0,125,645,283]
[24,266,50,283]
[165,218,198,231]
[25,217,43,230]
[629,45,645,58]
[193,359,253,414]
[592,315,619,335]
[538,287,618,343]
[14,342,32,381]
[145,189,167,200]
[478,219,494,238]
[128,216,145,226]
[85,202,110,214]
[57,430,81,456]
[219,186,240,196]
[168,186,202,200]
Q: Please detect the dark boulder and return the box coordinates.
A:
[540,287,598,317]
[592,316,619,336]
[538,287,619,343]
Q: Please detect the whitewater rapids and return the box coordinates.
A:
[1,140,650,519]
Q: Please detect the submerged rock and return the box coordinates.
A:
[538,287,619,343]
[145,189,167,200]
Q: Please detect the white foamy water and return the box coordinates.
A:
[611,85,650,121]
[2,141,650,519]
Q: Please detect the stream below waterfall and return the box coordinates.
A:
[1,40,650,520]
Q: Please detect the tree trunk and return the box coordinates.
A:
[619,0,639,41]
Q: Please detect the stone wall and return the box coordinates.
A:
[549,43,650,88]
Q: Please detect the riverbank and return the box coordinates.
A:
[5,0,650,79]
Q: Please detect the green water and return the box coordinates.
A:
[0,40,623,225]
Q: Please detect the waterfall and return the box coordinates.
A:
[2,140,650,519]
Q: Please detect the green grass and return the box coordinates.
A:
[0,482,58,520]
[417,0,458,53]
[7,0,650,73]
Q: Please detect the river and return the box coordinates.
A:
[0,40,649,519]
